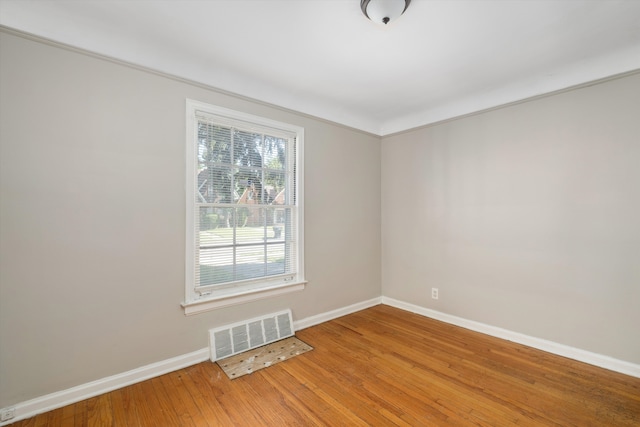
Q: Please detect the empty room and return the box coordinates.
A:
[1,1,639,425]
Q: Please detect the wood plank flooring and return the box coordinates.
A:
[10,305,640,426]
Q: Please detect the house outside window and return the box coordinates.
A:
[184,100,305,314]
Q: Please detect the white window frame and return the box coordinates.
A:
[183,100,305,315]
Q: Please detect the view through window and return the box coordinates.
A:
[185,100,304,308]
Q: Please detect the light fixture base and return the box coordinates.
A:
[361,0,411,25]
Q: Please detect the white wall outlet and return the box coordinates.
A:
[431,288,439,300]
[0,407,15,422]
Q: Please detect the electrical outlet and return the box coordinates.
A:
[431,288,439,300]
[0,407,15,422]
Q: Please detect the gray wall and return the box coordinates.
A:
[2,27,639,409]
[382,72,640,364]
[0,31,381,406]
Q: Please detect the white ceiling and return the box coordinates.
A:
[2,0,639,135]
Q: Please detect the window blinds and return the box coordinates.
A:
[192,111,298,290]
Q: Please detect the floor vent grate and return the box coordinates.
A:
[209,309,294,361]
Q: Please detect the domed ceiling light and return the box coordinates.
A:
[361,0,412,25]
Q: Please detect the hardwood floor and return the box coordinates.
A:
[10,305,640,426]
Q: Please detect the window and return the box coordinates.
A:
[184,100,305,314]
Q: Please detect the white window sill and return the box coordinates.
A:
[182,280,307,316]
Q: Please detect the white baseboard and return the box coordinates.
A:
[0,297,382,425]
[0,348,210,426]
[293,297,382,331]
[4,295,637,425]
[381,296,640,379]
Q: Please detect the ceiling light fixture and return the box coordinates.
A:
[361,0,411,25]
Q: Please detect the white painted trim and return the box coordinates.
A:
[182,281,306,315]
[4,295,638,425]
[381,297,640,379]
[0,297,380,424]
[293,297,382,331]
[184,99,306,314]
[0,348,210,426]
